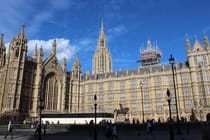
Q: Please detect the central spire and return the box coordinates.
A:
[93,21,112,74]
[100,20,105,37]
[98,20,107,48]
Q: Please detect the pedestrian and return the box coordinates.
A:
[4,120,13,139]
[146,120,152,134]
[105,122,112,140]
[34,121,40,137]
[89,120,94,137]
[111,124,119,140]
[43,123,47,136]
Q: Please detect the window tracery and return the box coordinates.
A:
[43,73,58,111]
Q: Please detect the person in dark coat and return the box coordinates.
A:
[5,120,13,139]
[34,121,41,137]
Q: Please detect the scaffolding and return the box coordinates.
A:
[140,40,162,66]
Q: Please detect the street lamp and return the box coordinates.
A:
[169,54,181,134]
[139,81,145,124]
[167,89,172,122]
[94,94,97,140]
[38,66,44,140]
[38,98,43,140]
[167,89,174,140]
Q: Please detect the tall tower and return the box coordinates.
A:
[92,21,112,74]
[2,25,27,114]
[71,54,81,113]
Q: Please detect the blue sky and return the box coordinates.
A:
[1,0,210,73]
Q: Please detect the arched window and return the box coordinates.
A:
[43,73,59,111]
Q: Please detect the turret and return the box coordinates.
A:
[2,24,28,112]
[204,34,209,49]
[0,34,6,66]
[18,24,27,50]
[186,35,191,52]
[0,34,3,46]
[147,39,152,49]
[72,54,81,79]
[72,54,81,71]
[62,57,67,72]
[37,46,43,64]
[9,24,27,59]
[32,43,38,59]
[52,39,56,55]
[192,37,202,51]
[20,24,25,39]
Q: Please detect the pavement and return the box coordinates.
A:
[0,124,208,140]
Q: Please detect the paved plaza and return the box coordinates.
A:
[0,124,208,140]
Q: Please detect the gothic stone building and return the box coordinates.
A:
[0,23,210,123]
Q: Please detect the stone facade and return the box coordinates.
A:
[0,25,82,122]
[0,23,210,123]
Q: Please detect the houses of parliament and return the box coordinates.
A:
[0,22,210,123]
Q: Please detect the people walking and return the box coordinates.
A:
[89,120,94,137]
[105,122,112,140]
[34,121,40,137]
[146,120,156,140]
[4,120,13,139]
[146,120,152,134]
[43,123,47,136]
[111,124,119,140]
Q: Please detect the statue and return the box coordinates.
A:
[113,103,129,119]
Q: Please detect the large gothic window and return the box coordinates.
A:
[43,73,59,111]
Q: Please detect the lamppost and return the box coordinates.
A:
[167,89,172,122]
[94,94,97,140]
[139,81,145,124]
[167,89,174,140]
[38,65,44,140]
[169,54,181,134]
[38,98,43,140]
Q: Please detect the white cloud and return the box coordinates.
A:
[27,38,78,62]
[108,25,126,34]
[5,43,10,54]
[0,0,34,41]
[77,38,96,51]
[0,0,77,41]
[27,12,53,35]
[107,25,126,41]
[79,38,93,46]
